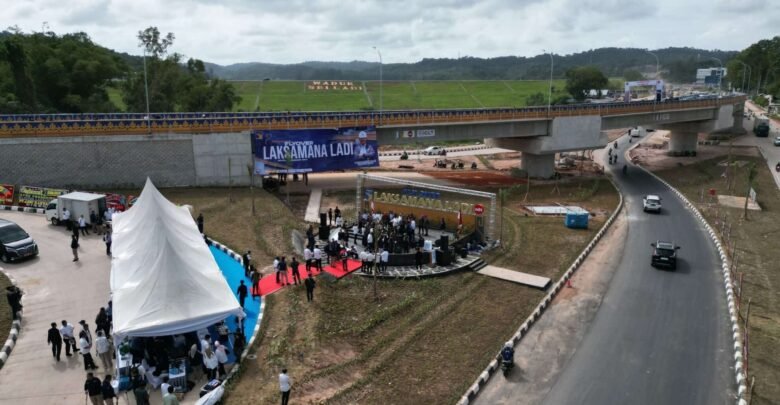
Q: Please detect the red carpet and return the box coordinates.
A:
[255,259,362,297]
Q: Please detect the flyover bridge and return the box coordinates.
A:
[0,96,743,138]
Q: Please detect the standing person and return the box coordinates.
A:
[214,341,228,379]
[303,247,312,274]
[242,250,252,277]
[84,372,103,405]
[163,386,179,405]
[340,246,349,272]
[90,210,99,235]
[95,307,110,337]
[328,208,333,226]
[130,367,149,405]
[304,274,316,302]
[196,213,204,234]
[102,231,112,256]
[47,322,63,362]
[415,248,424,271]
[380,248,389,274]
[273,256,281,284]
[60,320,77,356]
[203,347,218,380]
[278,257,289,286]
[334,206,341,220]
[78,215,89,236]
[63,208,72,231]
[250,265,261,298]
[101,374,117,405]
[71,234,80,262]
[71,218,80,241]
[160,377,171,402]
[237,280,248,308]
[80,331,98,370]
[313,246,323,272]
[279,368,291,405]
[5,286,22,320]
[95,330,112,369]
[290,256,301,285]
[79,320,93,349]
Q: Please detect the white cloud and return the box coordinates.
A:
[5,0,779,65]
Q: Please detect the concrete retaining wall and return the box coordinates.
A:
[0,132,253,189]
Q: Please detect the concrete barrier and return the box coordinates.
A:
[458,175,624,404]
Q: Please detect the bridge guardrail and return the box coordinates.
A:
[0,96,745,138]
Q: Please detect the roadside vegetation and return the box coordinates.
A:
[655,154,780,405]
[202,176,618,404]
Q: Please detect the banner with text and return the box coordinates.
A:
[17,186,68,208]
[252,127,378,174]
[0,184,14,205]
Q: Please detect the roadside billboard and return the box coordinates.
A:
[252,127,378,174]
[0,184,14,205]
[17,185,68,208]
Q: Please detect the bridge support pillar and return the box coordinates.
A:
[668,131,699,154]
[520,152,556,178]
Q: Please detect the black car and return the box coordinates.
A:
[651,241,679,270]
[0,219,39,263]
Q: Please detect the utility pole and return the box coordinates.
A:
[142,49,151,134]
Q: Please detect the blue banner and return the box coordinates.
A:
[252,127,378,174]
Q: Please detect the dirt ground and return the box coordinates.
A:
[0,272,12,354]
[222,174,619,405]
[629,130,759,171]
[653,153,780,405]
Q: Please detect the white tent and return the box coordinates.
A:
[110,178,242,339]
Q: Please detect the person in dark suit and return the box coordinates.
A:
[237,281,248,308]
[415,248,424,271]
[304,274,316,302]
[196,213,204,234]
[47,322,63,361]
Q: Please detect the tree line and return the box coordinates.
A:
[726,36,780,102]
[0,27,240,114]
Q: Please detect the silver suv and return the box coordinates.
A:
[643,195,662,213]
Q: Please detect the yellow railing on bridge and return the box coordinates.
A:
[0,96,744,138]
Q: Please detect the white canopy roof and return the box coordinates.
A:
[110,179,242,339]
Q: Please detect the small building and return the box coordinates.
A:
[696,67,727,86]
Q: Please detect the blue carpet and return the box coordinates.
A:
[210,246,262,345]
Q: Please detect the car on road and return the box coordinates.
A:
[773,136,780,146]
[423,146,447,155]
[0,218,39,263]
[643,195,662,213]
[651,241,679,270]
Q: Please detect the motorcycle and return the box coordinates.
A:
[501,357,514,377]
[500,344,514,377]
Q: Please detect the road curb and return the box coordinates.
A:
[458,175,624,404]
[0,205,45,214]
[629,138,747,405]
[197,238,266,403]
[0,269,22,370]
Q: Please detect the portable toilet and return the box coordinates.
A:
[565,212,589,229]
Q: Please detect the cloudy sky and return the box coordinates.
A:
[4,0,778,65]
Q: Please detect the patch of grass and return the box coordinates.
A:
[655,154,780,405]
[105,86,126,112]
[0,272,12,350]
[231,80,569,112]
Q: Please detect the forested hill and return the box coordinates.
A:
[204,47,737,81]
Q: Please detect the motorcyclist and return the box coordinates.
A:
[622,164,628,175]
[501,342,514,364]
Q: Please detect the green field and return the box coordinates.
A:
[231,80,568,112]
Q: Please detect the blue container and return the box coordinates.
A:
[565,212,589,229]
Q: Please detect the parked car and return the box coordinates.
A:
[643,195,662,213]
[0,219,39,263]
[773,136,780,146]
[423,146,447,155]
[651,241,679,270]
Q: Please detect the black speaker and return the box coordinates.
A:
[320,213,327,227]
[318,225,329,240]
[436,249,452,266]
[439,235,449,250]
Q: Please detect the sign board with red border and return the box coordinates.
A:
[473,203,485,215]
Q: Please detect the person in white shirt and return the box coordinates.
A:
[364,252,375,274]
[160,377,171,401]
[80,332,98,370]
[214,341,229,378]
[366,232,373,248]
[59,320,77,356]
[380,249,389,273]
[200,335,212,355]
[312,247,323,271]
[335,216,343,227]
[303,247,312,273]
[279,369,291,405]
[95,330,112,369]
[78,215,89,236]
[62,208,71,230]
[203,347,219,381]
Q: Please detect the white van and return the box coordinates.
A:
[45,192,106,226]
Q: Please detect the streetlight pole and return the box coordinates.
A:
[372,46,383,125]
[646,50,659,78]
[142,49,151,133]
[736,61,750,94]
[543,50,553,116]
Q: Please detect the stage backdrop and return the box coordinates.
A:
[252,127,378,174]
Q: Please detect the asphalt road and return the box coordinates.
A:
[475,135,735,404]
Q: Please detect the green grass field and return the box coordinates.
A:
[231,80,568,112]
